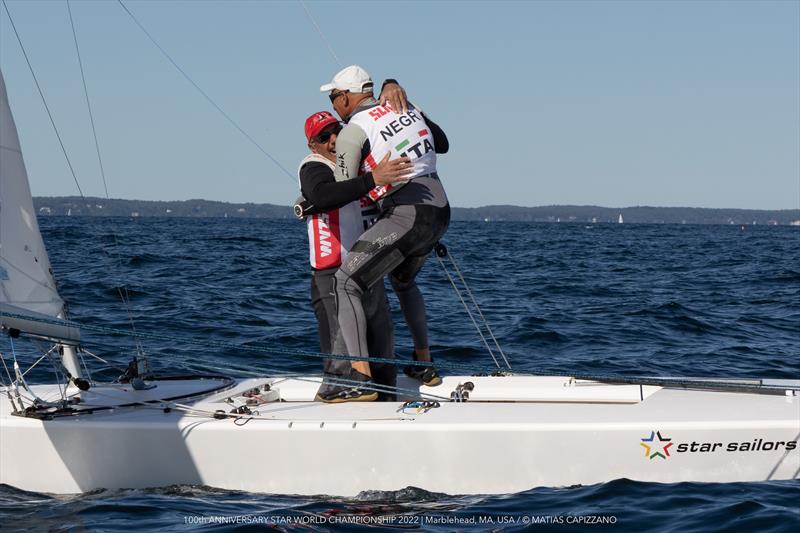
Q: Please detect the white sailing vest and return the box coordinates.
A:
[298,154,377,269]
[348,103,437,202]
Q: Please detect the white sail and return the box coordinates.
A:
[0,70,64,318]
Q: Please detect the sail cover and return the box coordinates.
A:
[0,70,65,318]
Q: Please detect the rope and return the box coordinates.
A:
[436,254,501,368]
[288,374,451,402]
[5,309,796,397]
[19,343,57,379]
[0,309,496,376]
[0,350,12,387]
[17,370,447,418]
[81,347,127,375]
[67,0,145,358]
[21,338,66,403]
[445,250,511,369]
[116,0,294,180]
[298,0,342,67]
[7,336,48,404]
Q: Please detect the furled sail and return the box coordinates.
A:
[0,69,76,343]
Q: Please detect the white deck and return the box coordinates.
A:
[1,375,798,495]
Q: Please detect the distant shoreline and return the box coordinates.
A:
[33,196,800,225]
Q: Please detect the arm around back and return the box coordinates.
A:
[421,112,449,154]
[300,161,374,212]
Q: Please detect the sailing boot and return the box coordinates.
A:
[317,367,379,403]
[403,351,442,387]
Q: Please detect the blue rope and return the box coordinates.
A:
[5,310,796,396]
[0,310,495,375]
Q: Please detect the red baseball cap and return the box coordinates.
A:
[304,111,339,142]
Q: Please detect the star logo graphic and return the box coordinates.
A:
[640,430,673,460]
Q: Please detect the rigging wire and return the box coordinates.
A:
[5,310,798,399]
[19,343,57,379]
[2,311,797,405]
[0,309,497,376]
[66,0,145,358]
[1,0,85,197]
[115,0,295,180]
[298,0,342,67]
[435,255,501,369]
[294,0,509,370]
[4,1,504,379]
[81,347,127,375]
[443,249,511,369]
[0,350,12,386]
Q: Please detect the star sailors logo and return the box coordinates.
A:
[640,430,673,460]
[638,430,798,459]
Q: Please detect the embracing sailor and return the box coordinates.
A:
[297,84,412,402]
[320,65,451,401]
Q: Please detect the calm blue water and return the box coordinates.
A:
[2,218,798,532]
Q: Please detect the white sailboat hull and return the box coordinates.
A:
[2,375,798,495]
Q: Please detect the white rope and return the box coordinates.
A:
[0,350,14,386]
[445,251,512,369]
[20,345,58,379]
[81,347,127,374]
[436,255,501,368]
[298,0,342,67]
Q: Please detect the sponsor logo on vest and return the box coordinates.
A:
[395,138,434,158]
[318,231,332,257]
[310,208,342,270]
[315,214,333,258]
[369,106,391,121]
[378,109,423,141]
[367,185,390,202]
[639,430,798,460]
[336,153,348,179]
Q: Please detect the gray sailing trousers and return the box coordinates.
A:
[311,268,396,397]
[334,203,450,359]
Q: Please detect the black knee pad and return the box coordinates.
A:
[347,248,406,291]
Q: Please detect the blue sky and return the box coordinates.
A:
[1,0,798,209]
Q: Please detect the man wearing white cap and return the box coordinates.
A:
[317,65,451,403]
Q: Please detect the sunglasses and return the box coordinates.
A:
[313,123,342,143]
[328,90,348,104]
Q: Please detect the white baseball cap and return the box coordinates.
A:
[320,65,374,93]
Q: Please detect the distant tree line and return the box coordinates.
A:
[33,197,800,225]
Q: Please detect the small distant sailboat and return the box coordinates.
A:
[618,213,624,224]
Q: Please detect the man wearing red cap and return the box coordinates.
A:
[298,103,412,401]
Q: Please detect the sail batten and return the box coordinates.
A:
[0,70,65,319]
